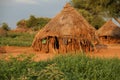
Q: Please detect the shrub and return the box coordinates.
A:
[0,23,10,31]
[0,54,120,80]
[0,32,36,47]
[38,63,65,80]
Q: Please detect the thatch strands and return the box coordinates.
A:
[32,3,98,53]
[97,19,120,44]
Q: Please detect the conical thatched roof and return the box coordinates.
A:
[32,3,97,51]
[33,3,96,38]
[97,19,120,37]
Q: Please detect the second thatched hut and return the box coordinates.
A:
[97,18,120,44]
[32,3,98,53]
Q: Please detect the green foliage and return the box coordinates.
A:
[0,54,35,80]
[0,54,120,80]
[0,32,36,47]
[0,22,10,31]
[26,15,37,28]
[17,15,51,31]
[98,0,120,17]
[71,0,120,29]
[91,16,105,29]
[52,54,120,80]
[71,0,120,17]
[38,63,65,80]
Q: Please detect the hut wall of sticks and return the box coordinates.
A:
[32,3,98,53]
[97,19,120,44]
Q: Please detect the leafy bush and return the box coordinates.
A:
[0,54,120,80]
[17,15,51,31]
[38,63,65,80]
[0,23,10,31]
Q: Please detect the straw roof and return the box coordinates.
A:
[97,19,120,37]
[32,3,97,47]
[33,3,96,37]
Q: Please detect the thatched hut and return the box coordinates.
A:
[32,3,98,53]
[97,19,120,44]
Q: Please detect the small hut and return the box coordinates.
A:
[32,3,98,53]
[97,19,120,44]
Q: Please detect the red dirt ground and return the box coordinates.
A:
[0,44,120,61]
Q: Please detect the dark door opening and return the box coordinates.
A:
[104,36,107,39]
[54,37,59,49]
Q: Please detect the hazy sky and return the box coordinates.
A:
[0,0,70,29]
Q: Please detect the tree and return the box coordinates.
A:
[17,19,27,28]
[26,15,37,28]
[16,15,51,31]
[98,0,120,17]
[71,0,120,29]
[1,22,10,31]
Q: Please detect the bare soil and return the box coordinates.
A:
[0,44,120,61]
[89,44,120,58]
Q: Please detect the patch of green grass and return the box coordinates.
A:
[0,32,36,47]
[0,53,120,80]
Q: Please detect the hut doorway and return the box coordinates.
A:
[104,36,107,39]
[48,36,59,53]
[54,37,59,49]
